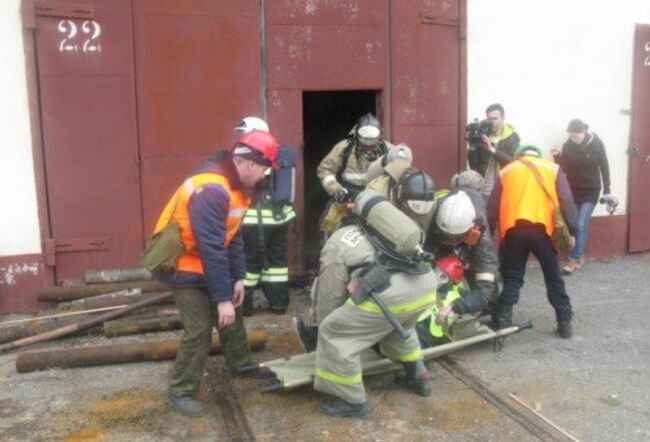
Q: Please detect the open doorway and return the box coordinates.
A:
[302,90,379,268]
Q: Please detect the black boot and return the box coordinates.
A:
[291,316,318,352]
[319,397,368,419]
[492,303,513,330]
[396,360,432,397]
[242,288,254,317]
[556,307,573,339]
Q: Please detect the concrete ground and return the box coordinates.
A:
[0,253,648,441]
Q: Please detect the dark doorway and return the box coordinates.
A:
[302,90,378,268]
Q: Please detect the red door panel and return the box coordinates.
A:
[35,0,142,281]
[629,25,650,252]
[390,0,461,185]
[133,0,262,232]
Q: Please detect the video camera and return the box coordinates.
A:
[466,118,494,175]
[466,118,494,147]
[599,194,618,215]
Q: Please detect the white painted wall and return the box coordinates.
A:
[0,0,41,256]
[468,0,650,216]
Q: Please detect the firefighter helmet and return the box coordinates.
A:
[234,116,269,134]
[233,130,279,168]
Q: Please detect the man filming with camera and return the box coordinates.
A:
[467,103,520,199]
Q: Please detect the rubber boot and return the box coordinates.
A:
[167,390,204,417]
[319,397,368,419]
[556,307,574,339]
[395,360,432,397]
[291,316,318,353]
[242,287,255,317]
[263,283,289,315]
[493,303,513,330]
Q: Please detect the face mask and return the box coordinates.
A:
[406,200,434,215]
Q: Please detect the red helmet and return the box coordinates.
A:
[436,255,464,284]
[233,130,280,169]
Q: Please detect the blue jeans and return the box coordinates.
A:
[570,201,596,260]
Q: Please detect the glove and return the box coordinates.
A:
[334,187,349,204]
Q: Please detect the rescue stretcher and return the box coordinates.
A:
[256,322,532,392]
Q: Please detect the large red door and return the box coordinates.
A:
[390,0,463,185]
[628,25,650,252]
[33,0,143,281]
[132,0,263,234]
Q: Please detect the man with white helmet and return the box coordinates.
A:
[236,117,296,315]
[317,113,395,236]
[425,188,498,320]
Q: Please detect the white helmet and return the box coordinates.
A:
[436,191,476,236]
[235,116,269,134]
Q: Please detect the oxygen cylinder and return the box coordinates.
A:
[354,190,424,257]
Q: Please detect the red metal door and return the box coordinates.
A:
[390,0,462,184]
[132,0,263,234]
[32,0,143,281]
[629,25,650,252]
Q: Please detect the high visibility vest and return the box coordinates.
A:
[498,156,559,239]
[417,284,462,338]
[153,172,250,275]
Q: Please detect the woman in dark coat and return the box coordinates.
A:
[551,119,611,274]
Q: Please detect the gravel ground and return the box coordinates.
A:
[0,253,648,441]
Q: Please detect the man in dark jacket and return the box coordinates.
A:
[153,130,279,417]
[551,119,611,274]
[488,144,577,338]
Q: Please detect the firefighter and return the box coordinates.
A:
[416,254,492,348]
[317,113,394,236]
[307,191,437,418]
[235,117,296,315]
[151,129,279,417]
[425,189,499,316]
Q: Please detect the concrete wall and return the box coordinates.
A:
[0,0,40,257]
[468,0,650,216]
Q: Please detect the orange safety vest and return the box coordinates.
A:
[153,172,250,275]
[498,156,559,239]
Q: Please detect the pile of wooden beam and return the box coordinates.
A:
[0,267,267,373]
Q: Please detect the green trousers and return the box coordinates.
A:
[169,287,251,397]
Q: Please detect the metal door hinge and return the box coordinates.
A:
[44,237,110,267]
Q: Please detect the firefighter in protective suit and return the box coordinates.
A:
[317,113,395,235]
[236,117,296,315]
[308,190,437,418]
[425,189,499,313]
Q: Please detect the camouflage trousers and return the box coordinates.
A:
[169,287,251,397]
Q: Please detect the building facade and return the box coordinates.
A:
[1,0,649,312]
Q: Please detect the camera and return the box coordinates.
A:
[599,194,618,215]
[466,118,494,146]
[466,118,494,175]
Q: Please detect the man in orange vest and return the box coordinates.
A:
[154,130,279,417]
[487,144,577,339]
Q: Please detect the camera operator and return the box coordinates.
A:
[551,119,611,274]
[467,103,520,199]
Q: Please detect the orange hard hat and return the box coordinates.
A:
[233,129,280,169]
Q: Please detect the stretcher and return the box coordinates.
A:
[257,322,532,392]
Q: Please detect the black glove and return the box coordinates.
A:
[334,187,349,204]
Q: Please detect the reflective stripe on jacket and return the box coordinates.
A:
[417,284,462,338]
[242,206,296,225]
[154,172,250,275]
[498,156,559,239]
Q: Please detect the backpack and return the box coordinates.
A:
[270,144,296,215]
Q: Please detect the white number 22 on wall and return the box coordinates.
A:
[58,20,102,53]
[645,42,650,67]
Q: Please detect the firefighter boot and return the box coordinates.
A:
[291,316,318,353]
[319,397,368,419]
[395,360,432,397]
[242,287,255,317]
[493,303,513,330]
[556,307,574,339]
